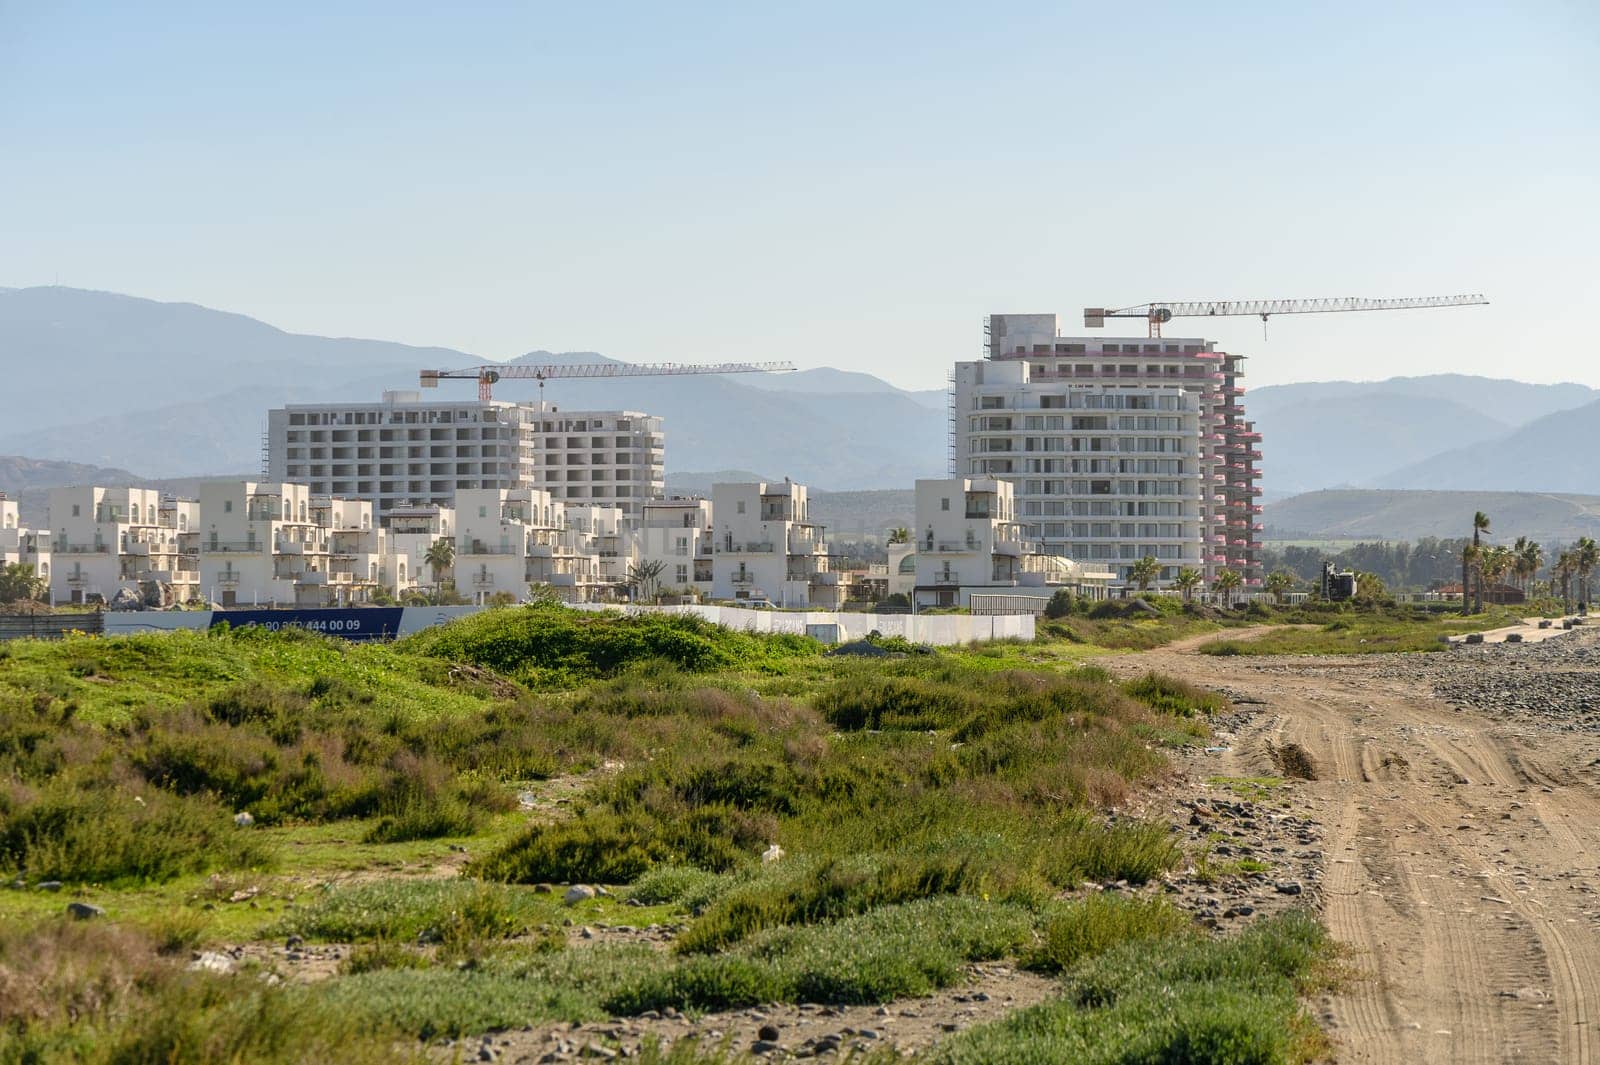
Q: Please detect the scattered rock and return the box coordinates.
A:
[233,811,255,827]
[564,885,597,906]
[758,1024,781,1042]
[66,901,104,919]
[188,951,236,974]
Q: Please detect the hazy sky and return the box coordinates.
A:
[3,1,1597,391]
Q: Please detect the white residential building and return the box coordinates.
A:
[196,481,336,607]
[563,504,630,599]
[0,495,51,592]
[266,395,666,521]
[47,486,195,605]
[908,479,1115,608]
[383,503,455,597]
[637,497,714,599]
[954,314,1262,590]
[454,488,599,603]
[310,498,387,605]
[709,481,840,608]
[525,409,665,518]
[911,478,1027,608]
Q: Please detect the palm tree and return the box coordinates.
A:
[1515,538,1544,596]
[887,527,910,545]
[1470,511,1490,613]
[1480,545,1515,605]
[1173,567,1202,603]
[627,559,667,603]
[1214,568,1242,608]
[1264,570,1295,605]
[424,537,455,588]
[1554,549,1576,613]
[1460,543,1479,614]
[1128,555,1160,592]
[1576,536,1599,610]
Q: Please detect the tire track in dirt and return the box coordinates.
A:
[1111,648,1600,1063]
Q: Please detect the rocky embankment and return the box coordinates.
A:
[1379,627,1600,730]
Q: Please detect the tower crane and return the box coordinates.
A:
[1083,294,1488,337]
[421,360,796,402]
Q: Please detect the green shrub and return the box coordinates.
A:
[399,606,817,685]
[1025,894,1195,973]
[1122,672,1227,717]
[473,810,674,884]
[0,778,269,885]
[275,879,555,947]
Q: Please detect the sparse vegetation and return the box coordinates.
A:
[0,605,1341,1060]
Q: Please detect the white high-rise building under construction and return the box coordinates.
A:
[265,392,664,519]
[951,314,1263,590]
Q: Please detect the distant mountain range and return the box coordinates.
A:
[1263,490,1600,545]
[1248,375,1599,496]
[0,287,944,488]
[2,286,1596,496]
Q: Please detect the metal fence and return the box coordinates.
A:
[0,613,106,641]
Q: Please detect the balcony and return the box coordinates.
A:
[718,541,777,554]
[203,541,267,553]
[469,573,495,588]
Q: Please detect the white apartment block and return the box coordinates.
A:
[266,395,666,521]
[709,481,841,608]
[455,488,598,604]
[310,498,387,604]
[909,478,1114,609]
[47,486,196,605]
[384,503,455,596]
[563,504,630,595]
[911,478,1026,608]
[637,497,714,598]
[197,481,347,608]
[524,409,665,518]
[0,495,52,592]
[955,314,1263,589]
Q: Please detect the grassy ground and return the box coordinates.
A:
[1198,608,1522,655]
[0,606,1338,1063]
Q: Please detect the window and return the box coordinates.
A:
[736,501,746,514]
[72,504,80,517]
[940,498,949,511]
[675,564,688,583]
[223,500,232,513]
[479,506,487,518]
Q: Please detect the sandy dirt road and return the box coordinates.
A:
[1113,638,1600,1065]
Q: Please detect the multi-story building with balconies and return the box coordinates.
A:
[0,494,51,594]
[266,395,666,522]
[709,481,840,608]
[384,503,455,597]
[196,481,337,607]
[953,314,1263,591]
[637,497,714,599]
[310,498,387,604]
[523,409,665,518]
[46,486,195,605]
[454,487,599,603]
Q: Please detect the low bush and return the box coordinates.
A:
[275,879,558,949]
[0,776,269,885]
[1025,894,1195,973]
[399,605,818,686]
[934,910,1333,1065]
[1122,672,1227,717]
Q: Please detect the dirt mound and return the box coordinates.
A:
[1270,742,1318,780]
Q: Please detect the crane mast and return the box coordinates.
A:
[421,360,796,401]
[1084,294,1489,337]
